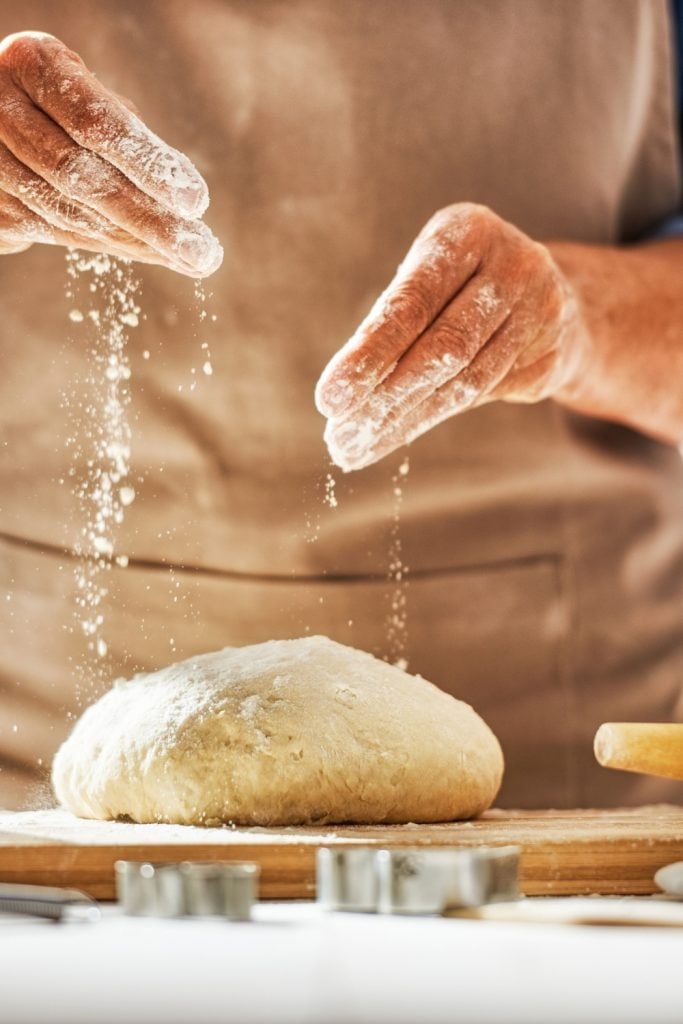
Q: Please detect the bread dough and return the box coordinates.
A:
[52,636,504,826]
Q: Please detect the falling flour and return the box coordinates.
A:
[188,280,215,391]
[303,469,340,544]
[63,258,223,689]
[386,456,410,670]
[323,473,338,509]
[63,251,140,699]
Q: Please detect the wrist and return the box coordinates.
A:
[545,237,683,444]
[542,243,594,406]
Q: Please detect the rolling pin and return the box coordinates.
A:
[594,723,683,781]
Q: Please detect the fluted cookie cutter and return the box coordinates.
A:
[317,845,520,915]
[377,846,520,915]
[115,861,259,920]
[316,848,380,913]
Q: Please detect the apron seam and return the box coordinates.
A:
[0,530,561,585]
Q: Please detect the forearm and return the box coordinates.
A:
[549,237,683,445]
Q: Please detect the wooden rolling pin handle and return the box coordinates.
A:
[594,723,683,781]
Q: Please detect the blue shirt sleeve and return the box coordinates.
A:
[675,0,683,128]
[651,0,683,237]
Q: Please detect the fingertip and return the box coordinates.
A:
[175,223,223,276]
[197,236,223,277]
[315,373,355,418]
[323,420,356,473]
[314,379,328,416]
[314,377,337,417]
[124,113,211,218]
[178,178,210,219]
[323,415,381,473]
[0,240,33,255]
[171,151,210,218]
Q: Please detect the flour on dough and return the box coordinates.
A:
[52,636,504,826]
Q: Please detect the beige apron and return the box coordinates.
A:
[0,0,681,809]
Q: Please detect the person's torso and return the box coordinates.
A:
[0,0,681,809]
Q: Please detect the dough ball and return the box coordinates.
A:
[52,636,504,826]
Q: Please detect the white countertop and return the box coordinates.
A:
[0,899,681,1024]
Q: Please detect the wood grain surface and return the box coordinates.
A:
[1,806,682,900]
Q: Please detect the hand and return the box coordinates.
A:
[0,31,222,276]
[316,203,587,470]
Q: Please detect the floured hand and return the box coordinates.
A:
[0,31,222,276]
[316,203,587,471]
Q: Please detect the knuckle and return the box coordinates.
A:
[512,245,542,282]
[0,32,51,75]
[529,239,556,275]
[52,147,114,200]
[52,147,84,193]
[0,33,83,106]
[424,204,467,240]
[503,239,549,292]
[427,317,471,359]
[513,243,566,311]
[386,279,433,331]
[452,366,485,402]
[422,202,497,254]
[461,202,497,231]
[425,204,459,234]
[0,32,37,64]
[0,88,23,122]
[0,195,46,246]
[543,279,565,323]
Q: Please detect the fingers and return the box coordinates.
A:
[315,206,485,418]
[0,187,55,248]
[0,190,33,253]
[0,32,222,277]
[0,141,196,273]
[0,187,106,257]
[0,81,222,276]
[348,274,511,428]
[0,237,31,254]
[2,32,208,217]
[0,185,195,272]
[325,314,532,471]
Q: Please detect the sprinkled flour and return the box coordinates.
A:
[323,473,338,509]
[175,280,217,393]
[303,469,339,544]
[63,251,140,698]
[385,456,410,669]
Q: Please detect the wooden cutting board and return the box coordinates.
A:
[1,806,682,900]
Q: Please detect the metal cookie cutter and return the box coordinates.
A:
[317,848,380,912]
[179,862,258,921]
[377,846,520,916]
[115,861,259,921]
[317,845,520,916]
